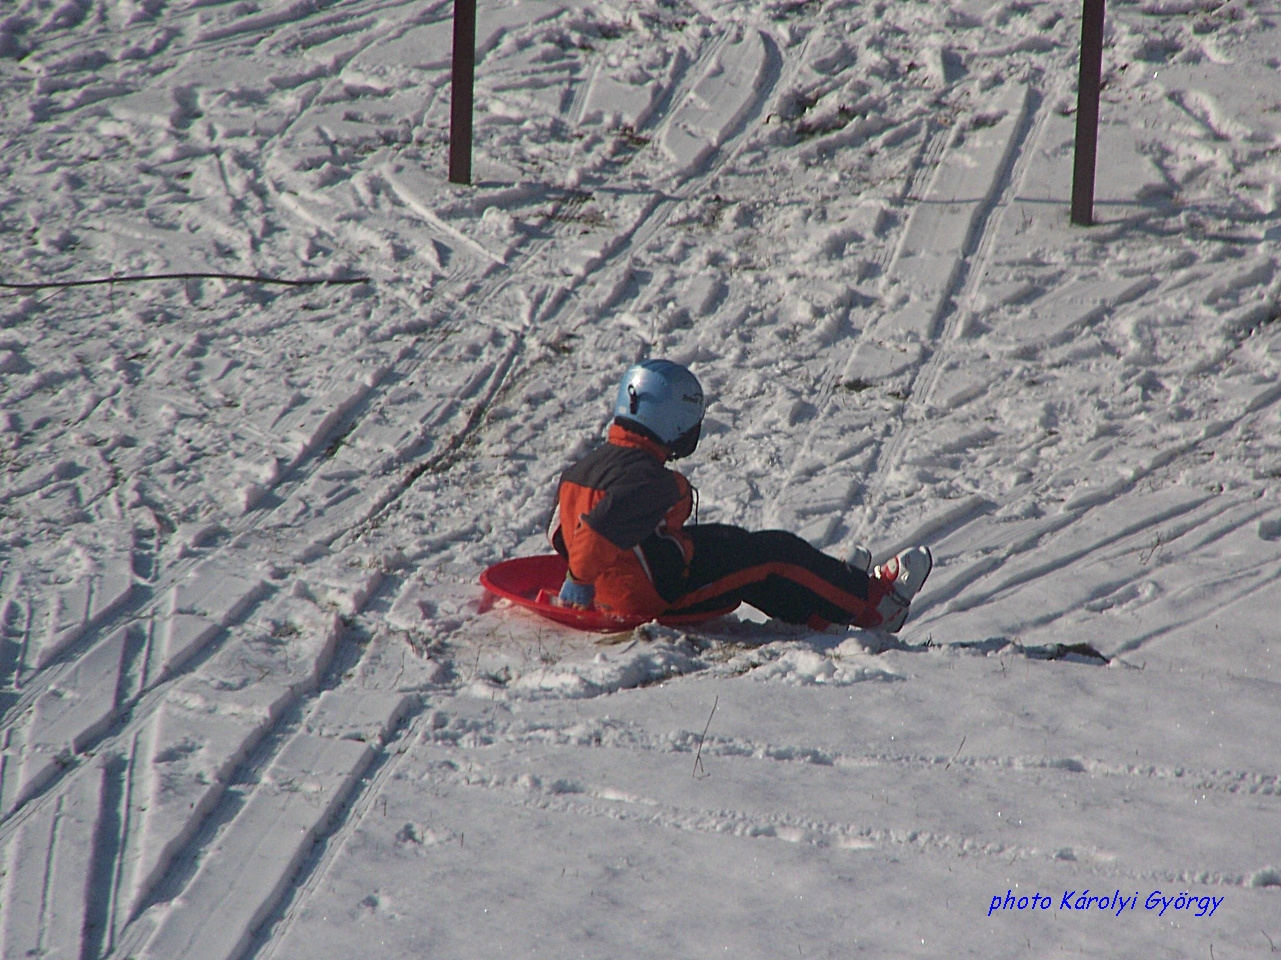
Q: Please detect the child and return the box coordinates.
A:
[548,359,931,631]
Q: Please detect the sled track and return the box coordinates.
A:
[244,708,425,960]
[847,81,1042,527]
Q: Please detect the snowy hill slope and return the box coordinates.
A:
[1,0,1279,957]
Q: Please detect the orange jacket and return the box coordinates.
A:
[550,423,694,618]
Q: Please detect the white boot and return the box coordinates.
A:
[873,546,932,632]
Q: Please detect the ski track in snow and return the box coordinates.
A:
[1,0,1279,957]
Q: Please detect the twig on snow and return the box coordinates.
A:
[693,695,718,779]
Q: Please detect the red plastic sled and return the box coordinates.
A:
[480,555,730,633]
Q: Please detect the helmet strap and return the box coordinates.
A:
[670,421,702,460]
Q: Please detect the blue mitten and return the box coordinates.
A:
[558,575,595,609]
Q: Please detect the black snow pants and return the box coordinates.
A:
[656,524,877,629]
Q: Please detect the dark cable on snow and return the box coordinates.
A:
[0,271,371,292]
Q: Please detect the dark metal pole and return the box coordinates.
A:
[449,0,477,185]
[1071,0,1105,226]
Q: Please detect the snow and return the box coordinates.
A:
[1,0,1279,957]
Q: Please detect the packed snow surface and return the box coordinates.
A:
[1,0,1280,956]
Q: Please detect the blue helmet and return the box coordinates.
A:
[613,359,704,459]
